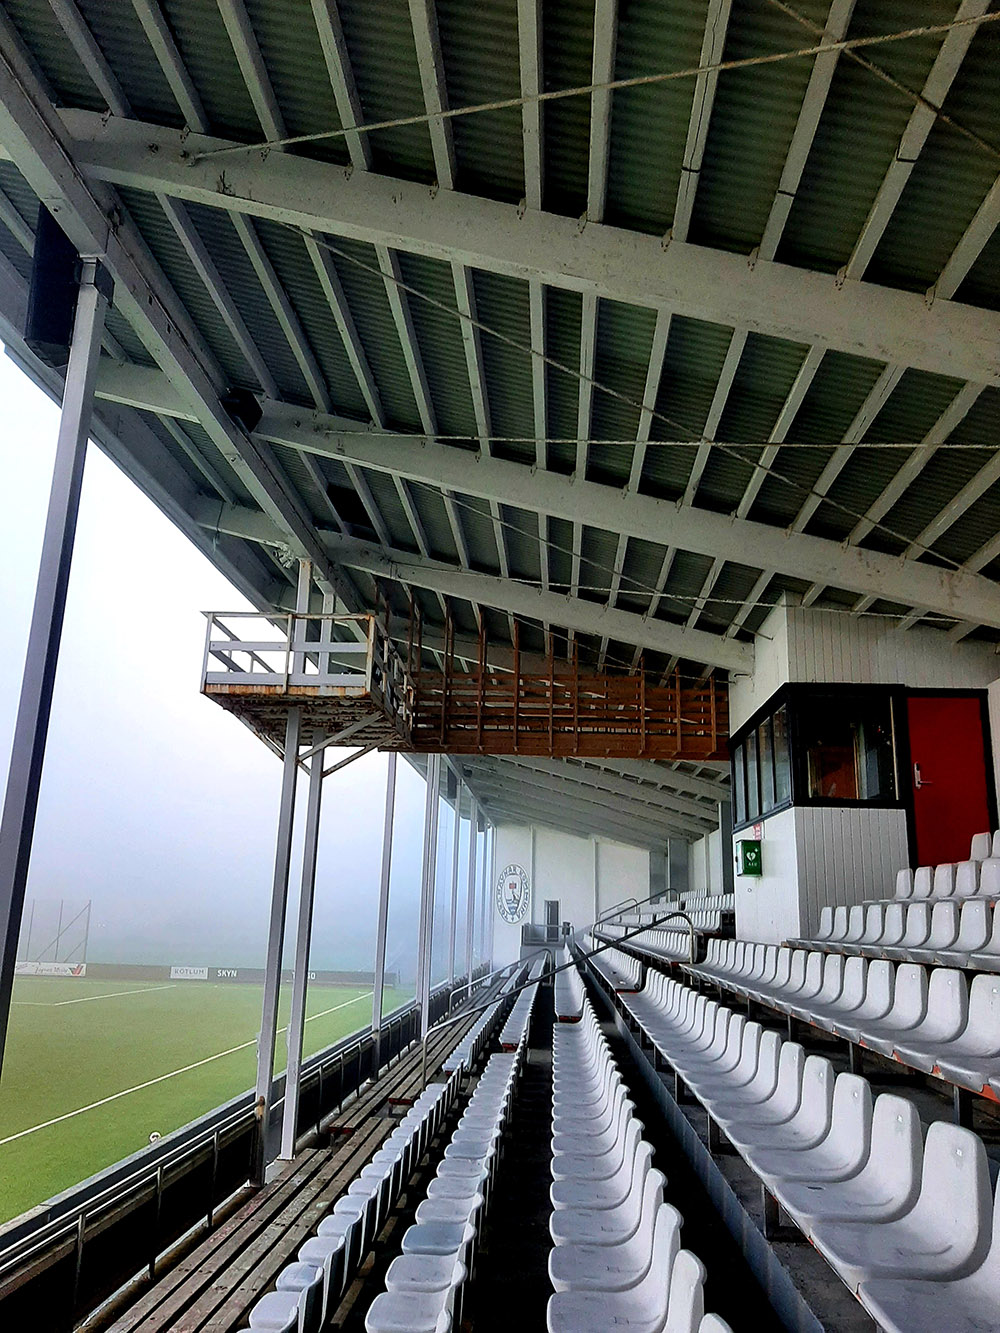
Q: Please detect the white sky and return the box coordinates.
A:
[0,350,439,976]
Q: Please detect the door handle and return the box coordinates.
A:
[914,762,933,789]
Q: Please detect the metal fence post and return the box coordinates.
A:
[370,752,397,1073]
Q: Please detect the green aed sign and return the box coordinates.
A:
[736,839,762,877]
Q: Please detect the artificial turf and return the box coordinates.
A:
[0,976,410,1225]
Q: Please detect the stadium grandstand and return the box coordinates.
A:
[1,0,1000,1329]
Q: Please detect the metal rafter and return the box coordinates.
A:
[190,499,756,670]
[933,173,1000,301]
[489,755,718,824]
[469,767,708,839]
[672,0,732,242]
[0,21,355,613]
[310,0,372,172]
[62,112,1000,387]
[586,0,617,224]
[758,0,856,259]
[475,786,678,849]
[95,365,1000,635]
[843,0,990,282]
[579,757,727,803]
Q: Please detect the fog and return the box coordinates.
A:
[0,351,461,981]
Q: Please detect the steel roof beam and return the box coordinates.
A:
[843,0,990,282]
[933,173,1000,301]
[245,401,1000,630]
[578,757,727,803]
[95,361,1000,634]
[758,0,856,259]
[471,778,682,845]
[191,497,756,670]
[310,0,372,172]
[466,761,712,833]
[672,0,731,243]
[63,112,1000,386]
[477,795,667,851]
[0,28,355,613]
[586,0,617,223]
[489,755,718,823]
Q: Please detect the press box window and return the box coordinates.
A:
[798,695,896,802]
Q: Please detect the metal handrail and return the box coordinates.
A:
[417,909,699,1089]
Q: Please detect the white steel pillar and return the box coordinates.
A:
[370,751,397,1068]
[252,562,309,1183]
[0,258,109,1077]
[487,824,497,965]
[278,725,324,1161]
[416,753,441,1043]
[478,819,489,965]
[463,801,478,995]
[446,777,462,990]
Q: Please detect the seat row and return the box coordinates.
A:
[554,946,585,1022]
[798,896,1000,969]
[498,959,544,1050]
[691,938,1000,1098]
[242,1073,462,1333]
[365,1048,525,1332]
[600,926,697,965]
[443,987,513,1075]
[548,988,732,1333]
[619,969,1000,1333]
[890,856,1000,905]
[587,940,643,993]
[619,909,726,934]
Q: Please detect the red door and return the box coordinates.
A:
[907,695,991,866]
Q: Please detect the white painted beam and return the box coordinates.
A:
[64,112,1000,386]
[190,496,756,671]
[587,0,618,223]
[672,0,732,243]
[843,0,990,281]
[310,0,372,171]
[495,755,718,823]
[517,0,543,211]
[933,173,1000,301]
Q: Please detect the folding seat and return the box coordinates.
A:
[710,1042,805,1132]
[932,975,1000,1094]
[774,951,826,1018]
[828,959,893,1042]
[899,901,961,964]
[751,1073,871,1185]
[894,868,914,901]
[910,866,934,900]
[935,899,991,966]
[726,1055,834,1156]
[850,963,928,1056]
[814,906,835,942]
[552,1090,634,1158]
[970,831,992,861]
[805,955,864,1032]
[693,1018,773,1103]
[953,860,983,899]
[970,902,1000,971]
[679,1012,748,1085]
[551,1134,652,1211]
[840,906,868,947]
[859,1174,1000,1333]
[545,1207,688,1333]
[931,863,957,900]
[882,903,932,959]
[549,1198,678,1294]
[365,1287,455,1332]
[992,831,1000,858]
[298,1235,347,1319]
[840,905,885,956]
[785,952,844,1023]
[810,1122,992,1293]
[772,1093,921,1230]
[249,1263,324,1333]
[826,905,850,943]
[890,968,969,1071]
[856,902,905,956]
[550,1158,666,1248]
[979,858,1000,898]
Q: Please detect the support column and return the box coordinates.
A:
[279,725,324,1161]
[719,800,735,895]
[477,818,488,965]
[667,837,690,900]
[487,824,496,966]
[463,800,478,996]
[0,257,110,1077]
[252,563,309,1184]
[370,752,397,1067]
[416,753,441,1043]
[446,776,461,990]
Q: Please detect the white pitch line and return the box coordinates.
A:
[13,984,178,1008]
[0,990,373,1148]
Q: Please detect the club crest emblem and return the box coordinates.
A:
[495,863,530,924]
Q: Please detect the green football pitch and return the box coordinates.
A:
[0,976,411,1225]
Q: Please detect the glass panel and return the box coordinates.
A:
[733,744,747,824]
[773,705,791,805]
[759,719,775,812]
[746,729,759,820]
[797,694,896,801]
